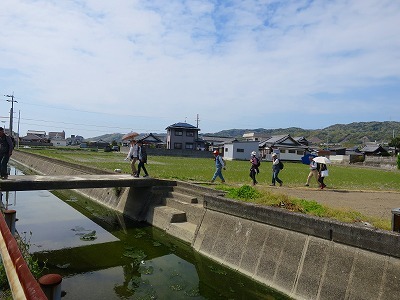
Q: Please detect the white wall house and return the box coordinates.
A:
[259,135,309,161]
[50,138,67,147]
[223,141,259,161]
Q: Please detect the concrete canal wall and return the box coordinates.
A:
[9,150,400,300]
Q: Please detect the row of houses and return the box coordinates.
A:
[165,122,393,161]
[18,122,393,162]
[18,130,85,147]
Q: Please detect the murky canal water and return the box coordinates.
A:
[3,165,290,299]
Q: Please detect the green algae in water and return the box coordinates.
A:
[184,287,201,297]
[41,188,292,299]
[134,229,147,238]
[79,230,97,241]
[123,247,147,265]
[208,265,228,275]
[138,265,154,275]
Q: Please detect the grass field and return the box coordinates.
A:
[20,147,400,191]
[18,147,400,230]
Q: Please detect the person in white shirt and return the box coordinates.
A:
[270,153,283,186]
[125,140,138,176]
[305,156,318,186]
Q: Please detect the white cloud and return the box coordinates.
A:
[0,0,399,137]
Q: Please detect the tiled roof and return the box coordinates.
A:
[166,122,199,130]
[136,133,163,143]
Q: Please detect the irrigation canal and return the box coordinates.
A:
[1,165,290,300]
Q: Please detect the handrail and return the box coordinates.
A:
[0,213,47,299]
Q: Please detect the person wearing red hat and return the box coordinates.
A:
[211,150,225,183]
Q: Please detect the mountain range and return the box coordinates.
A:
[88,121,400,146]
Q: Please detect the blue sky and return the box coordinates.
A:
[1,0,399,138]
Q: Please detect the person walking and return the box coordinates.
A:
[211,150,225,183]
[0,127,13,180]
[135,141,149,178]
[317,163,328,189]
[125,140,138,176]
[270,153,283,186]
[249,151,260,185]
[305,156,319,186]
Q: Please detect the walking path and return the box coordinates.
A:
[271,186,400,219]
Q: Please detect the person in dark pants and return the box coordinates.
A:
[270,153,283,186]
[317,163,328,189]
[249,151,260,185]
[0,127,14,180]
[135,141,149,178]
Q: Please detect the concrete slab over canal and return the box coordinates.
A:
[0,174,175,191]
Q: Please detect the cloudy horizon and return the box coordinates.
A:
[1,0,399,138]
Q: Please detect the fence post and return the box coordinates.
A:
[4,209,16,235]
[39,274,63,300]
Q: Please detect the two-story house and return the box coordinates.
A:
[165,122,202,150]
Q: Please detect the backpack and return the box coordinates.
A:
[256,157,261,167]
[219,156,226,167]
[140,146,148,163]
[278,160,284,170]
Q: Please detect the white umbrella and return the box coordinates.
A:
[313,156,331,164]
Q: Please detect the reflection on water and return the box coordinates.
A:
[3,165,290,300]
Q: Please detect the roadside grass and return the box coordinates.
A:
[216,185,392,230]
[18,148,398,230]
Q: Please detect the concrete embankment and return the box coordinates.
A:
[9,150,400,300]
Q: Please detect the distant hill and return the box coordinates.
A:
[86,132,167,143]
[85,133,124,143]
[87,122,400,146]
[206,121,400,146]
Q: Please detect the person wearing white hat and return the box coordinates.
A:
[249,151,260,185]
[270,153,283,186]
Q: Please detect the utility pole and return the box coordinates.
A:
[5,93,17,136]
[17,110,21,149]
[196,114,200,128]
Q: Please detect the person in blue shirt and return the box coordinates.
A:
[211,150,225,183]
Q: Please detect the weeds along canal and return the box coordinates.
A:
[2,164,290,300]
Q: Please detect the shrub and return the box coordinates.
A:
[225,185,261,200]
[397,153,400,169]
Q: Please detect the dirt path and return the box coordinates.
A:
[269,186,400,220]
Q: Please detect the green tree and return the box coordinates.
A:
[389,137,400,148]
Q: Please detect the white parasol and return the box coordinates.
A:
[313,156,331,164]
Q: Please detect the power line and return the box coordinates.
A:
[9,99,171,120]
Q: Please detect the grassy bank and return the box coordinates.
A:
[19,147,399,191]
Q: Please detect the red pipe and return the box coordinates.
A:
[0,213,47,299]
